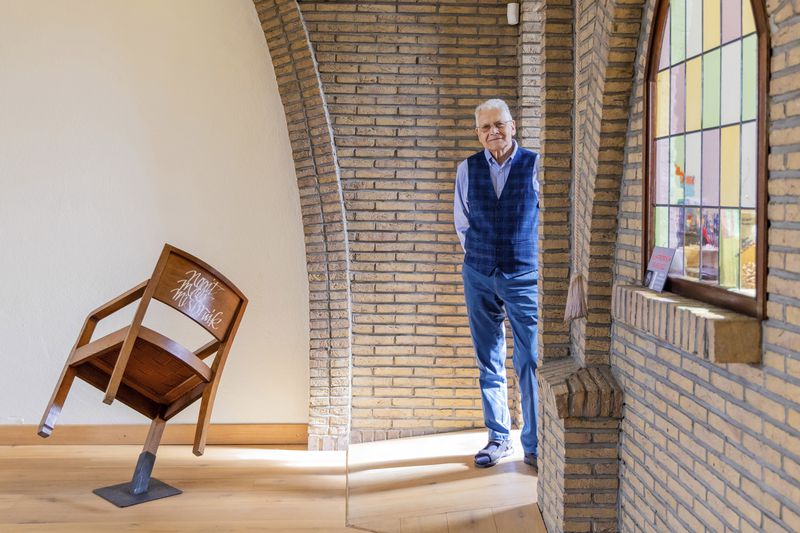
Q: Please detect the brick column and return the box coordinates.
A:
[529,0,574,363]
[253,0,352,451]
[540,359,624,532]
[531,1,647,530]
[571,0,645,367]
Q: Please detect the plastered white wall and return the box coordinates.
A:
[0,0,310,425]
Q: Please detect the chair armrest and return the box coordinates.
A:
[71,280,150,352]
[102,280,154,405]
[194,340,221,360]
[89,280,149,321]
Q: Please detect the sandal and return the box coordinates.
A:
[524,452,539,474]
[474,440,513,468]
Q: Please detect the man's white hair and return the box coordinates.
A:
[474,98,512,126]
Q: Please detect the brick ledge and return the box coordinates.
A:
[540,358,623,419]
[611,284,761,364]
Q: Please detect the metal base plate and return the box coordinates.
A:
[93,478,182,507]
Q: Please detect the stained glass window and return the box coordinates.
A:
[651,0,760,299]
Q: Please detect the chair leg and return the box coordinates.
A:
[131,416,166,495]
[93,416,181,506]
[143,416,167,455]
[38,366,77,438]
[193,390,216,457]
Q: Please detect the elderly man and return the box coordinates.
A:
[454,99,540,471]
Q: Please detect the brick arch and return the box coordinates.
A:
[253,0,351,451]
[571,0,646,366]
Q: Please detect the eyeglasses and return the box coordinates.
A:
[477,121,512,134]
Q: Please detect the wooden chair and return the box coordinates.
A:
[38,244,247,506]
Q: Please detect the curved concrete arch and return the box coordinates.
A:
[253,0,351,451]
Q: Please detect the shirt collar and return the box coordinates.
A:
[484,140,518,169]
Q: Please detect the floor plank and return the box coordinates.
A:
[0,444,351,531]
[399,513,449,533]
[492,504,544,532]
[446,508,497,533]
[347,430,544,533]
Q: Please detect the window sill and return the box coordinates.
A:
[611,284,762,364]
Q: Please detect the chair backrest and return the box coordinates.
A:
[148,244,247,342]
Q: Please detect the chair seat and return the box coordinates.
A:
[70,326,212,416]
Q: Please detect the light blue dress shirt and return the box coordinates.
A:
[454,140,540,252]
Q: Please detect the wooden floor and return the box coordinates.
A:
[0,431,545,533]
[347,430,546,533]
[0,444,351,532]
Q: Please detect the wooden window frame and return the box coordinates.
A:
[642,0,769,319]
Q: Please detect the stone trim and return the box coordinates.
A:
[612,284,762,364]
[254,0,352,451]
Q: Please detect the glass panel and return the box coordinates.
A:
[687,0,704,58]
[685,132,702,205]
[671,0,686,65]
[656,138,670,204]
[722,0,742,44]
[651,0,760,299]
[684,207,701,280]
[721,125,740,206]
[701,208,720,282]
[742,0,756,35]
[670,64,686,135]
[741,121,757,208]
[686,57,702,132]
[655,206,669,247]
[669,206,685,275]
[657,70,670,138]
[702,49,721,129]
[742,34,758,122]
[704,0,721,51]
[721,41,742,125]
[740,209,757,292]
[660,11,671,71]
[702,129,720,205]
[720,209,739,287]
[670,135,685,205]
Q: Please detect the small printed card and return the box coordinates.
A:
[644,247,675,293]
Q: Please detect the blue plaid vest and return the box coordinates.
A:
[464,148,539,276]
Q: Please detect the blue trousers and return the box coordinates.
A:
[462,263,539,456]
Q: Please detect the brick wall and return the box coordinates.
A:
[298,0,522,442]
[540,393,568,532]
[254,2,800,529]
[612,0,800,531]
[253,0,351,451]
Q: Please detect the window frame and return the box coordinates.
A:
[642,0,769,319]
